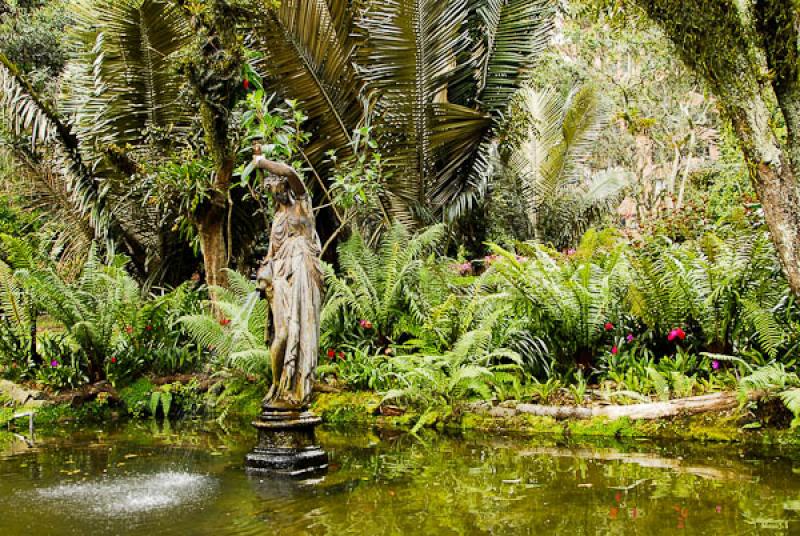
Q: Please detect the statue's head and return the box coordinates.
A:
[265,175,291,205]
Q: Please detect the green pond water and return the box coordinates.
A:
[1,420,800,535]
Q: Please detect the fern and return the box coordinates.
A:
[779,389,800,428]
[487,240,627,366]
[179,269,269,375]
[322,223,446,352]
[738,363,800,402]
[12,243,143,380]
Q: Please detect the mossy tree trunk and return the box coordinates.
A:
[180,0,245,300]
[196,196,229,292]
[633,0,800,296]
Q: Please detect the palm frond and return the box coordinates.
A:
[251,0,364,171]
[65,0,192,164]
[474,0,555,114]
[0,53,110,239]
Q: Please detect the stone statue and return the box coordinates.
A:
[252,145,323,411]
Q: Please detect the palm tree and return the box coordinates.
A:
[251,0,556,225]
[0,0,194,284]
[506,84,629,248]
[0,0,557,288]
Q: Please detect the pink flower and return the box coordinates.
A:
[711,360,720,370]
[668,327,686,342]
[50,360,58,368]
[604,322,614,332]
[452,262,473,275]
[484,254,500,265]
[626,334,634,343]
[566,248,577,256]
[611,346,618,355]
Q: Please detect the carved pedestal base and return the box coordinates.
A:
[245,409,328,477]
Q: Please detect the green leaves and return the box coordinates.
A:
[65,0,192,163]
[322,222,446,351]
[179,269,270,375]
[507,84,629,247]
[252,0,556,224]
[250,0,363,172]
[473,0,555,114]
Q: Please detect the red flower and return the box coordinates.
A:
[327,348,335,358]
[145,325,153,331]
[668,327,686,342]
[110,357,117,364]
[604,322,614,331]
[219,318,231,326]
[243,78,250,90]
[338,351,345,359]
[364,320,373,329]
[611,346,618,355]
[125,325,133,334]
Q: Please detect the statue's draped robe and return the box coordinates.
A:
[266,194,322,407]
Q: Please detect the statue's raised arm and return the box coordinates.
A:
[252,144,306,197]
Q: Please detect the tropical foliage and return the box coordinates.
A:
[180,269,270,376]
[253,0,556,224]
[321,223,447,355]
[506,85,629,247]
[1,0,800,434]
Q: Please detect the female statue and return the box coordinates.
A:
[252,145,323,410]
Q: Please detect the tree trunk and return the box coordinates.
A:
[723,95,800,297]
[194,158,234,298]
[196,204,228,292]
[632,0,800,297]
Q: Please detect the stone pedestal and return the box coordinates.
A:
[245,408,328,477]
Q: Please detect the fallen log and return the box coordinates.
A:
[516,391,765,421]
[51,381,119,406]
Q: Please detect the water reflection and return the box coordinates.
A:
[0,421,798,535]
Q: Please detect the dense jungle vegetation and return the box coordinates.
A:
[1,0,800,427]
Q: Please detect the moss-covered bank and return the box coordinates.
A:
[4,381,800,447]
[310,391,800,446]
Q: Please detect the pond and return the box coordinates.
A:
[1,420,799,535]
